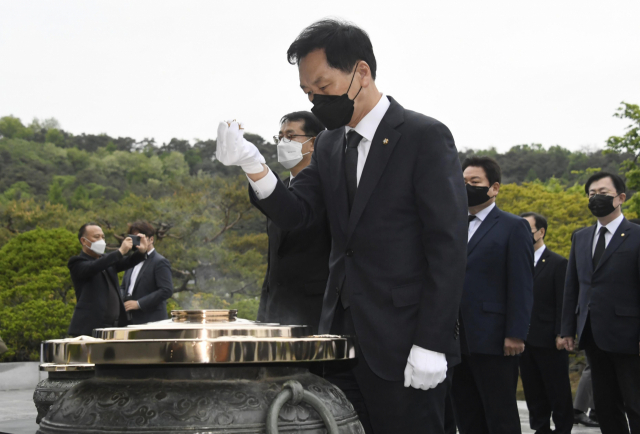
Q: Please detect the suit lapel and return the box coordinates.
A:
[346,99,404,240]
[121,269,132,298]
[594,219,631,272]
[534,247,551,278]
[467,206,500,255]
[581,225,597,275]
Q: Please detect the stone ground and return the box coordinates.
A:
[0,389,601,434]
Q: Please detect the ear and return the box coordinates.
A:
[491,182,501,196]
[308,138,315,152]
[357,61,372,88]
[540,227,546,238]
[619,192,627,203]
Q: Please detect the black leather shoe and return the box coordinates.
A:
[574,412,600,427]
[588,410,598,423]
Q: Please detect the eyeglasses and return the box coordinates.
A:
[273,134,314,145]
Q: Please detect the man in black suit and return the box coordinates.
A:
[216,19,468,434]
[250,111,330,332]
[519,212,573,434]
[451,157,534,434]
[120,220,174,324]
[68,223,150,336]
[561,172,640,434]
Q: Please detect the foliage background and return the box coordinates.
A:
[0,105,637,362]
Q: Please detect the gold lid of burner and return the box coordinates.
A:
[171,309,237,323]
[40,309,356,366]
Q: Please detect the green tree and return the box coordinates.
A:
[0,228,77,361]
[605,102,640,212]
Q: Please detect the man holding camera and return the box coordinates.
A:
[120,221,174,324]
[68,223,150,337]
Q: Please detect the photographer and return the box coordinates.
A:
[68,223,150,337]
[120,221,174,324]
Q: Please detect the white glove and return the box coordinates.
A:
[216,120,266,174]
[403,345,448,390]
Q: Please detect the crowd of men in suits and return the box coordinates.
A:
[65,18,639,434]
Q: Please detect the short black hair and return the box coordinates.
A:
[127,220,155,238]
[462,156,502,185]
[280,111,325,137]
[520,212,548,239]
[287,19,377,80]
[584,171,626,195]
[78,222,99,241]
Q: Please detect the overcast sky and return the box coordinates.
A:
[1,0,638,153]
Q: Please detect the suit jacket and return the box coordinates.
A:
[561,217,640,354]
[251,176,331,333]
[68,250,145,336]
[461,206,534,355]
[249,96,468,381]
[120,250,173,324]
[526,247,568,348]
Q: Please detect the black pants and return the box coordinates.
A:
[451,353,521,434]
[324,305,452,434]
[519,345,574,434]
[582,320,640,434]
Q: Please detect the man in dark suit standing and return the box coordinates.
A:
[451,156,534,434]
[561,172,640,434]
[68,223,150,336]
[519,212,573,434]
[215,19,468,434]
[120,221,174,324]
[250,111,330,332]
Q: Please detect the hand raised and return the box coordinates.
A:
[215,120,266,174]
[138,234,149,253]
[119,237,133,255]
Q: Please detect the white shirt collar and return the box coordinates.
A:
[345,94,390,141]
[534,244,546,265]
[469,202,496,222]
[146,248,155,257]
[595,213,624,236]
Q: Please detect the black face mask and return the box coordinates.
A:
[466,184,491,207]
[532,229,540,244]
[311,65,362,130]
[588,194,619,218]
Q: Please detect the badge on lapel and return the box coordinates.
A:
[383,138,389,145]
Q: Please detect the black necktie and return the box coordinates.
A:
[593,227,608,268]
[344,130,362,213]
[468,215,477,228]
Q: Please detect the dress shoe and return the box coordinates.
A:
[574,411,600,427]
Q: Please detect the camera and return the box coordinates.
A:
[127,234,141,246]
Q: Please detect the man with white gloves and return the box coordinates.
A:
[216,19,467,434]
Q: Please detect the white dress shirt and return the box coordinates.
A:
[249,94,391,199]
[592,213,624,256]
[127,248,154,296]
[468,202,496,242]
[534,244,546,267]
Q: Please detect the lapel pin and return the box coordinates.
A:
[621,233,625,237]
[542,259,546,262]
[383,138,389,145]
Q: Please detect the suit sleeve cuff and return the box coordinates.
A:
[247,169,277,200]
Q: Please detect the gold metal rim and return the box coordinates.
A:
[39,363,95,372]
[41,336,356,365]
